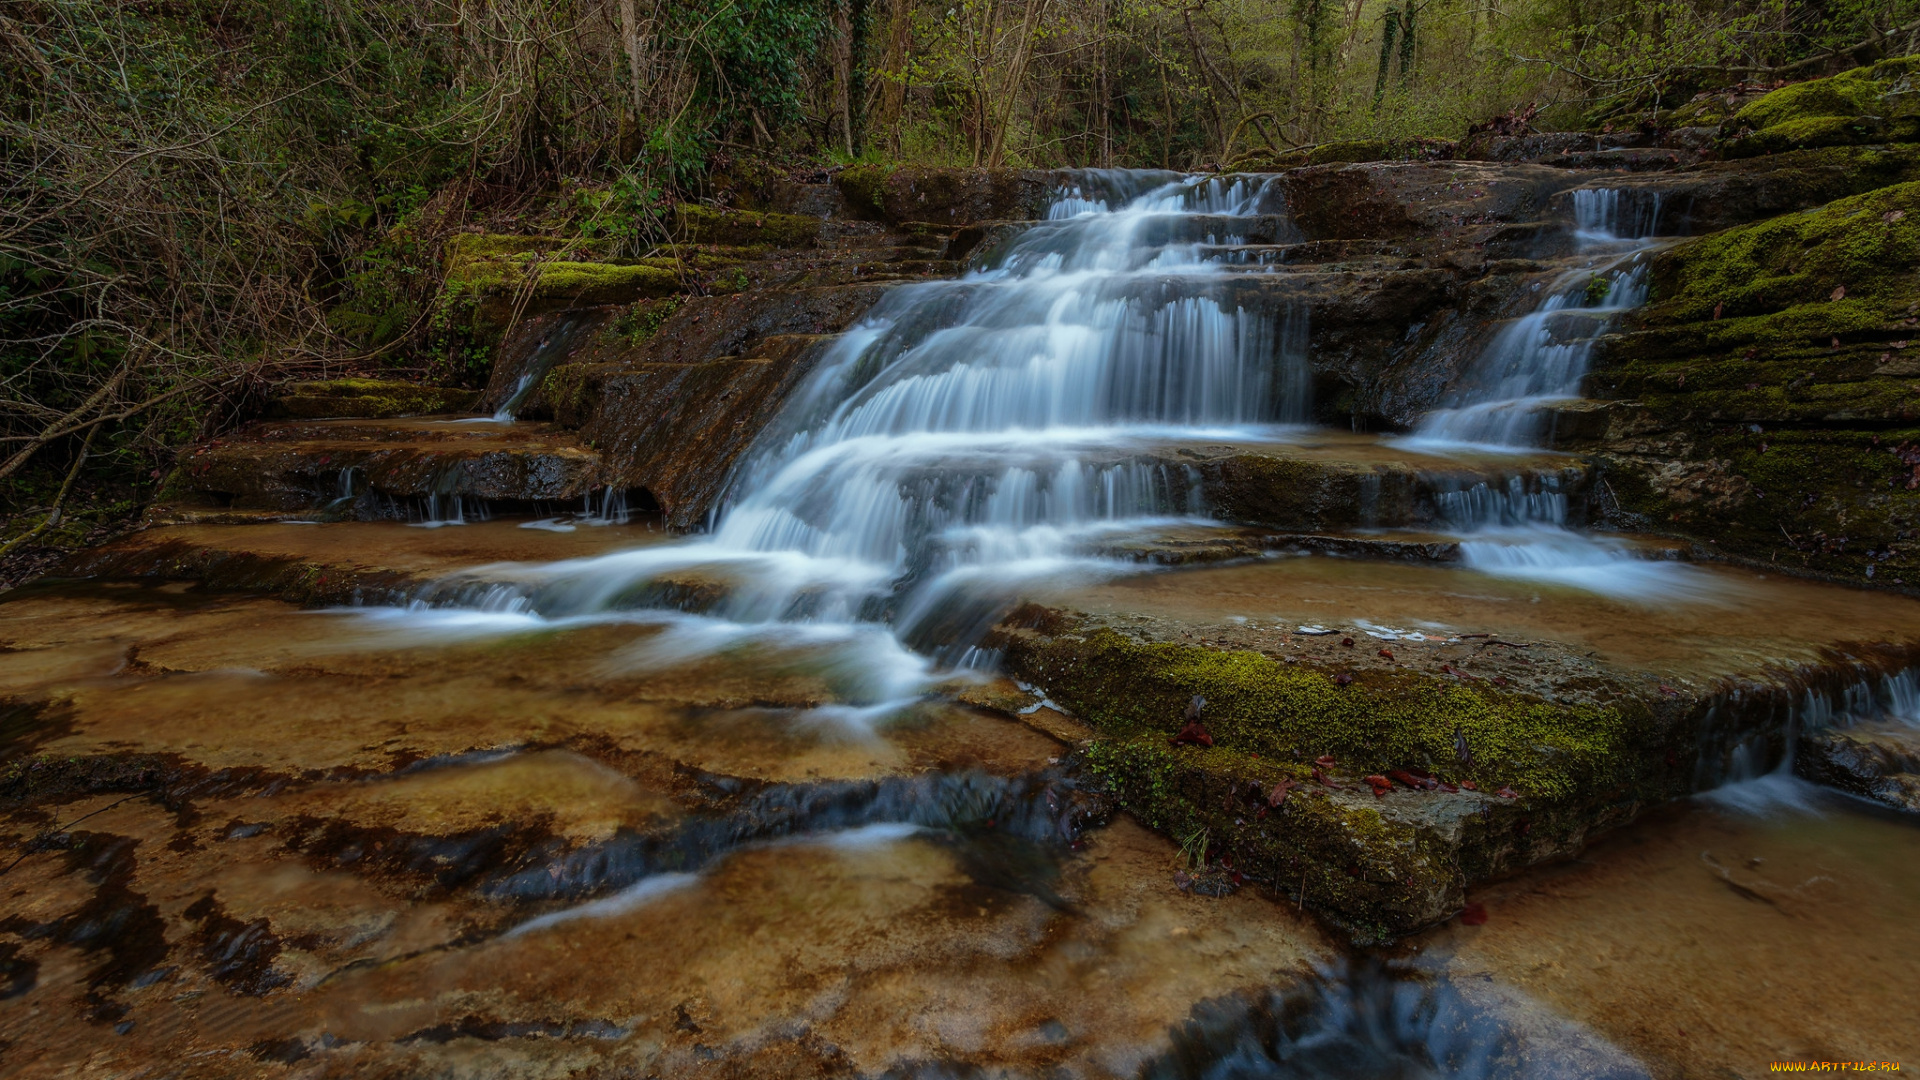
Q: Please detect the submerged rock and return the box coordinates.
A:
[1795,724,1920,811]
[1144,959,1650,1079]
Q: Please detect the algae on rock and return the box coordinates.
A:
[1723,56,1920,157]
[1589,181,1920,586]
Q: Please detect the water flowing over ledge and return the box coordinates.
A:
[355,172,1326,694]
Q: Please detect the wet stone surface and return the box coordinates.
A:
[1,530,1917,1077]
[10,159,1920,1076]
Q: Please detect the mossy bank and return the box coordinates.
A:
[1589,181,1920,587]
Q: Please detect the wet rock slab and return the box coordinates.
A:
[53,521,676,606]
[0,577,1338,1078]
[990,556,1920,939]
[1795,723,1920,811]
[159,418,618,518]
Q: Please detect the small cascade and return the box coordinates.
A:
[1422,472,1708,600]
[1412,189,1657,448]
[381,171,1314,698]
[1570,187,1665,248]
[474,313,598,424]
[582,486,633,525]
[1698,666,1920,814]
[519,487,640,532]
[412,492,490,528]
[493,372,536,422]
[1405,188,1701,599]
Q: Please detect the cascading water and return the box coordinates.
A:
[1407,188,1705,599]
[377,172,1311,722]
[1414,189,1660,447]
[1700,666,1920,814]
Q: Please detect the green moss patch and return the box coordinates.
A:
[1734,56,1920,131]
[1724,57,1920,156]
[996,623,1688,939]
[1002,627,1654,801]
[674,204,819,247]
[1593,181,1920,584]
[530,261,681,305]
[443,234,683,305]
[1639,181,1920,326]
[267,379,479,420]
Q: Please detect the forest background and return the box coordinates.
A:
[1,0,1917,552]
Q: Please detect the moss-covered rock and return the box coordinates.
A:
[267,379,479,420]
[1660,89,1766,129]
[436,235,685,367]
[443,235,682,302]
[1577,144,1920,236]
[991,618,1707,940]
[1000,626,1653,801]
[1726,113,1891,157]
[674,204,820,247]
[442,232,572,268]
[1722,57,1920,157]
[1588,181,1920,585]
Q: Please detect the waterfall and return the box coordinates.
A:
[1412,189,1660,448]
[1699,666,1920,815]
[1397,188,1711,600]
[494,372,537,423]
[385,173,1313,719]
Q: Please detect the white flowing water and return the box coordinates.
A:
[1414,188,1661,447]
[369,172,1313,722]
[1697,667,1920,814]
[1405,188,1710,598]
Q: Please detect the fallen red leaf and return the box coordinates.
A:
[1170,719,1213,748]
[1267,779,1297,806]
[1460,780,1478,791]
[1365,774,1392,798]
[1315,755,1337,768]
[1496,785,1519,799]
[1378,648,1395,660]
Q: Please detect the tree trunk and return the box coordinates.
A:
[1374,7,1399,105]
[875,0,911,153]
[987,0,1048,167]
[831,0,856,156]
[617,0,643,111]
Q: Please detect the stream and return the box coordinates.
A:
[2,171,1917,1078]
